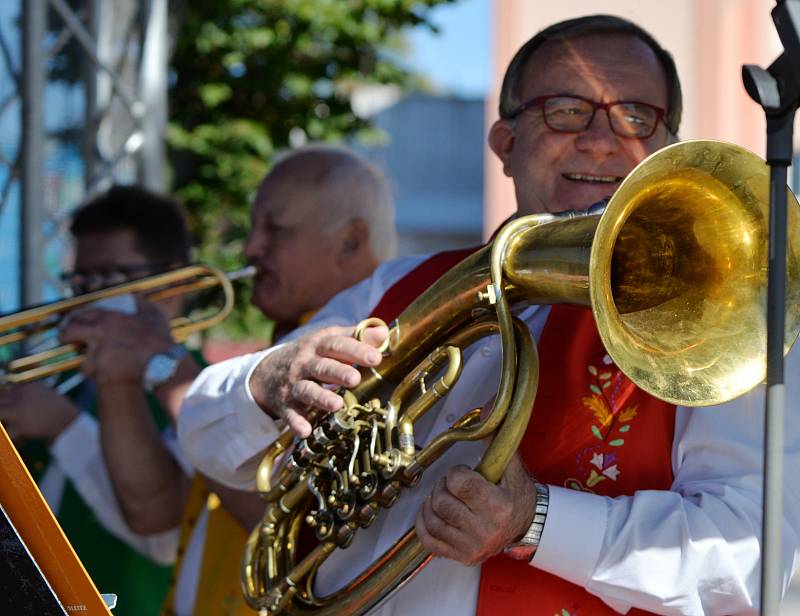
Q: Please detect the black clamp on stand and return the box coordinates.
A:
[741,1,800,613]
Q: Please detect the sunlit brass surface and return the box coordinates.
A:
[0,264,255,385]
[243,140,800,615]
[592,140,800,404]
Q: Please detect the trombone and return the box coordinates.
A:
[0,264,255,386]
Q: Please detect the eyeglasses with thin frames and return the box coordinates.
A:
[505,94,666,139]
[60,262,174,295]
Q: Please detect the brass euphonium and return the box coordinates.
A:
[242,140,800,615]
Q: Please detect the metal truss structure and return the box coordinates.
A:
[0,0,167,308]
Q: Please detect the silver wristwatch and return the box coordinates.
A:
[503,482,549,562]
[143,344,188,393]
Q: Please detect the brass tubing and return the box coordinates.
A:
[396,346,462,456]
[0,264,254,385]
[257,430,297,496]
[242,530,267,609]
[9,344,78,369]
[303,528,429,615]
[475,319,539,480]
[414,318,537,473]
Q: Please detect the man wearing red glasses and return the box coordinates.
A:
[488,19,679,220]
[179,14,800,615]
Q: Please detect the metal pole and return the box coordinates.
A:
[49,0,144,116]
[21,0,46,307]
[138,0,167,191]
[741,1,800,610]
[762,160,789,615]
[83,0,99,190]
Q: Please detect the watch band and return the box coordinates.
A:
[503,481,549,561]
[165,343,188,361]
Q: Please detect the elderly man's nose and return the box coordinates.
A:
[244,233,264,258]
[575,110,619,153]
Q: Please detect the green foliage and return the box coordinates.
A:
[169,0,455,340]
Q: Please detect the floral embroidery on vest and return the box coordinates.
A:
[565,353,641,492]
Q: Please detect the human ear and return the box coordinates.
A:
[488,119,516,177]
[336,218,368,264]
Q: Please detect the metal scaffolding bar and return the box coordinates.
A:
[21,0,46,307]
[14,0,168,308]
[138,0,167,190]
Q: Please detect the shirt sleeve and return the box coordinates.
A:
[532,343,800,615]
[51,413,180,565]
[177,348,285,490]
[177,255,427,490]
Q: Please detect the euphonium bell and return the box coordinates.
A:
[242,140,800,615]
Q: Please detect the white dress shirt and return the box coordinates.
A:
[43,411,184,565]
[178,254,800,615]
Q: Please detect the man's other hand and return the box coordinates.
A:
[59,299,174,386]
[415,454,536,566]
[0,382,80,444]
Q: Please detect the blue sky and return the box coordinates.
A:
[406,0,490,98]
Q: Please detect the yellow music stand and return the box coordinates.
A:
[0,421,114,615]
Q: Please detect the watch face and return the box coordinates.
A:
[144,354,178,391]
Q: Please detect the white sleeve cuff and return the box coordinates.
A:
[50,413,100,479]
[531,485,608,589]
[178,347,285,490]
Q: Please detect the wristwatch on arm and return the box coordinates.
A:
[502,481,550,562]
[143,343,188,393]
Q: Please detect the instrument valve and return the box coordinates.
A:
[334,493,357,521]
[400,462,423,487]
[285,456,302,475]
[311,424,334,448]
[375,449,414,477]
[357,471,379,500]
[373,450,397,474]
[335,523,356,548]
[308,511,335,541]
[355,503,378,528]
[291,441,318,467]
[327,410,355,434]
[375,481,400,508]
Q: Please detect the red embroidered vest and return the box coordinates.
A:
[371,248,677,616]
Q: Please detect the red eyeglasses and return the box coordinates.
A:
[505,94,666,139]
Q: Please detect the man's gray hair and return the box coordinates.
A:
[265,144,397,261]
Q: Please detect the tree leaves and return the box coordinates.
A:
[168,0,455,339]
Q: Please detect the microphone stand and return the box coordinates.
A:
[741,1,800,613]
